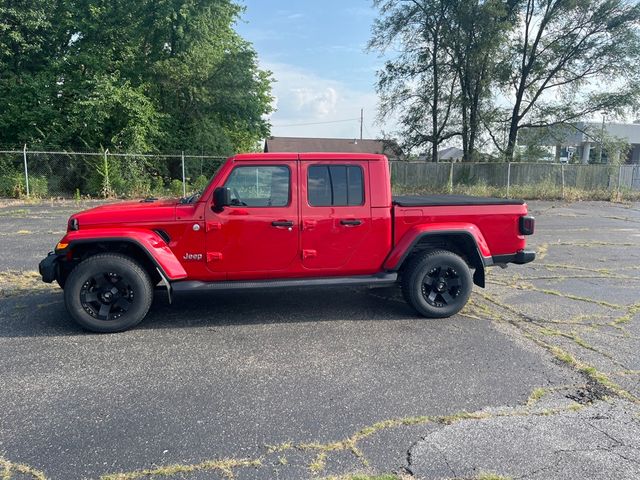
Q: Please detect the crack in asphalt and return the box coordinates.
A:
[2,200,640,479]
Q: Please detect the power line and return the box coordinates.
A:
[272,117,360,128]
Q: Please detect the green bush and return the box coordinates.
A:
[0,172,48,198]
[150,176,166,196]
[169,179,184,197]
[193,175,209,192]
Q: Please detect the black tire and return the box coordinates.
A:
[64,253,153,333]
[401,249,473,318]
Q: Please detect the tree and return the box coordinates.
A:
[369,0,461,162]
[369,0,518,162]
[449,0,517,161]
[0,0,68,146]
[499,0,640,161]
[0,0,273,154]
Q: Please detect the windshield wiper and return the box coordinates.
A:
[180,191,202,204]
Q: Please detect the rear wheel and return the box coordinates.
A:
[64,253,153,333]
[401,249,472,318]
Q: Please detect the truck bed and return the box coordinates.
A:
[393,194,525,207]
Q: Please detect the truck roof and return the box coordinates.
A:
[232,152,387,162]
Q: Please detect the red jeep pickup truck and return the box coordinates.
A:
[39,153,535,332]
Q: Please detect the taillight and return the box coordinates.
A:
[519,215,535,235]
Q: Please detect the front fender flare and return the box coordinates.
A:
[56,228,188,280]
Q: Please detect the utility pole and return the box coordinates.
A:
[360,108,364,141]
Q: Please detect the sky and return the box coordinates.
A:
[235,1,394,140]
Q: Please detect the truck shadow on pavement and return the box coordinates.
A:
[0,286,417,338]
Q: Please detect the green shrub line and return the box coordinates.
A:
[0,152,224,199]
[393,181,640,202]
[0,173,210,200]
[1,170,638,202]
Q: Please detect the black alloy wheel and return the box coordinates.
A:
[401,249,473,318]
[64,253,153,333]
[421,264,463,308]
[80,272,135,321]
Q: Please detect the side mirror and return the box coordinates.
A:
[213,187,231,211]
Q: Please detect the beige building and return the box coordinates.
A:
[530,121,640,164]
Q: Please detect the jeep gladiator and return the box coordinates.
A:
[39,152,535,332]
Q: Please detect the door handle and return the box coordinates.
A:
[340,219,363,226]
[272,220,294,228]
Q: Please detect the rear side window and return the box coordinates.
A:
[308,165,364,207]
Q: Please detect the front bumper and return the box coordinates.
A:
[39,252,60,283]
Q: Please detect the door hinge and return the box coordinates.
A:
[206,222,222,232]
[207,252,223,262]
[303,219,317,230]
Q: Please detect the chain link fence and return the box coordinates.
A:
[390,161,640,198]
[0,149,225,199]
[1,149,639,199]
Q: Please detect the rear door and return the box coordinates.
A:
[300,161,371,271]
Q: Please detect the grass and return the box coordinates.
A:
[474,289,640,405]
[322,475,401,480]
[101,458,262,480]
[611,303,640,326]
[310,452,328,474]
[526,388,547,406]
[475,474,513,480]
[0,270,56,298]
[0,457,47,480]
[393,182,640,202]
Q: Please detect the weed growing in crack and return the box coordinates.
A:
[0,457,47,480]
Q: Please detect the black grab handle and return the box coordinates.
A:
[272,220,294,227]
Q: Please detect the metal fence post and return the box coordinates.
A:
[23,144,30,197]
[506,162,511,198]
[449,161,454,194]
[181,151,186,197]
[561,164,565,200]
[617,165,622,196]
[103,149,110,198]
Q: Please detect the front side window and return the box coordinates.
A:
[308,165,364,207]
[224,165,290,207]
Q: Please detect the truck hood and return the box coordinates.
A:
[71,199,179,227]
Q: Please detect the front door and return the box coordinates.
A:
[300,161,371,271]
[205,162,299,278]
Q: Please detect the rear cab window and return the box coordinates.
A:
[307,165,364,207]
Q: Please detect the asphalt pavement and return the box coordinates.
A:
[0,199,639,480]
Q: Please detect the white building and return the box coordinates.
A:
[529,121,640,164]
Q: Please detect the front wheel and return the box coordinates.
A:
[64,253,153,333]
[401,249,473,318]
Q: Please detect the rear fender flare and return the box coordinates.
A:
[57,228,188,280]
[384,224,490,287]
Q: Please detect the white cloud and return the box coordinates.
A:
[264,62,396,139]
[291,86,338,116]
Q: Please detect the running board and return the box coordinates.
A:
[171,273,398,293]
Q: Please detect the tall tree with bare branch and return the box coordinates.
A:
[370,0,461,162]
[499,0,640,160]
